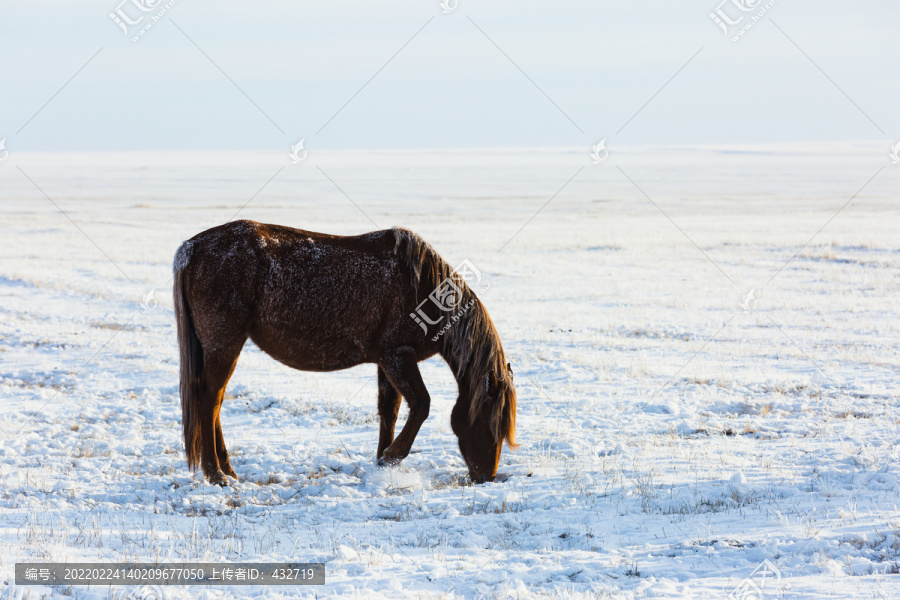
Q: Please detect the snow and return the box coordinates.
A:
[1,144,898,598]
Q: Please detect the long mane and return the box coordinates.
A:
[391,227,517,448]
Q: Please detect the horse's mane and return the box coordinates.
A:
[391,227,517,448]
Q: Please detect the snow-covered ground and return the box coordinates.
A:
[1,144,899,599]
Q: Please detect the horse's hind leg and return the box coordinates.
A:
[198,340,245,485]
[379,350,430,465]
[215,417,238,479]
[376,366,402,464]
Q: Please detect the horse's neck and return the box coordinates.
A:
[438,302,499,391]
[440,347,468,384]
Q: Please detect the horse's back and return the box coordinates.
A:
[177,220,401,282]
[176,220,414,370]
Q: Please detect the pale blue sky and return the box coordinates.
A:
[1,1,896,150]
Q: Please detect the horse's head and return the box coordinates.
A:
[452,362,517,483]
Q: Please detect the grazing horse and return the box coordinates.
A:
[173,220,517,485]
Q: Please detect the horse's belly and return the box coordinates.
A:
[248,323,371,373]
[276,350,366,372]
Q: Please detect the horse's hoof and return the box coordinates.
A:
[206,472,230,486]
[222,466,238,480]
[377,456,401,468]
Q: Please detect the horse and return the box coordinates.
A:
[173,220,517,485]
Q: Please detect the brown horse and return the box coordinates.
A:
[173,220,516,485]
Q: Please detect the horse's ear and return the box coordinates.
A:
[507,362,513,380]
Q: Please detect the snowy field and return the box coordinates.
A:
[1,144,899,598]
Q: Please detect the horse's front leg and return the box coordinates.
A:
[376,366,402,463]
[378,349,430,465]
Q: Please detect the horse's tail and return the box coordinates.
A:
[173,241,203,471]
